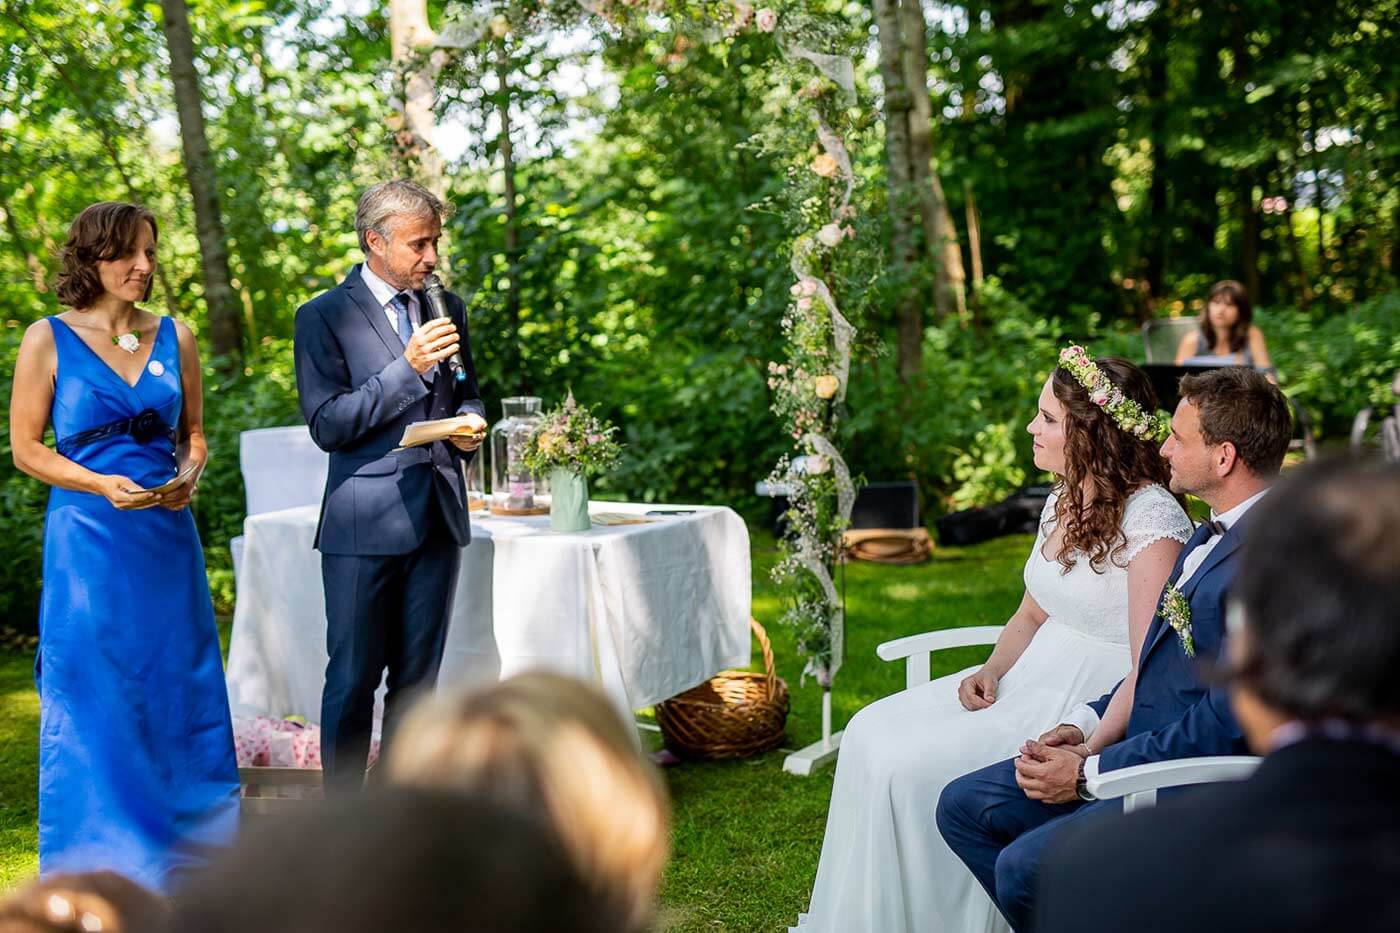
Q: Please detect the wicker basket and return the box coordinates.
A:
[655,618,789,760]
[841,527,934,565]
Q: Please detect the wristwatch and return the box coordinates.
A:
[1075,758,1097,802]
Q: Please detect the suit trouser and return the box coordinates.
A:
[319,507,460,794]
[937,757,1118,931]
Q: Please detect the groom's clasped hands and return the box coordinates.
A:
[1013,724,1088,804]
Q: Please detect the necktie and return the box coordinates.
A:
[390,292,413,346]
[1202,518,1226,536]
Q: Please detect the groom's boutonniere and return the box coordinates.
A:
[1158,584,1196,657]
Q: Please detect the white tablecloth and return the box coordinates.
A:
[225,502,752,720]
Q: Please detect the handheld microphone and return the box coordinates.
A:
[422,273,468,383]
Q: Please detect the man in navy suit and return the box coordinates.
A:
[936,367,1292,930]
[294,179,485,793]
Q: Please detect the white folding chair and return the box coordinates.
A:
[231,426,329,581]
[876,625,1006,691]
[1086,755,1261,813]
[1140,318,1199,365]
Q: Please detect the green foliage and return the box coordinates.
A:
[0,328,48,630]
[1263,293,1400,438]
[946,421,1028,512]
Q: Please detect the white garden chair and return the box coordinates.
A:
[1085,755,1261,812]
[875,626,1261,812]
[1141,318,1199,365]
[230,425,329,582]
[876,625,1007,691]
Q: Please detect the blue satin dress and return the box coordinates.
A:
[38,316,239,893]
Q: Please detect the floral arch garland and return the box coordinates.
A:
[425,0,865,696]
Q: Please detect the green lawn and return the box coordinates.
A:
[0,527,1027,929]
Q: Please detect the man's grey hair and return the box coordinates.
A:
[355,179,448,253]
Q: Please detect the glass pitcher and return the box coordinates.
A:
[489,396,551,513]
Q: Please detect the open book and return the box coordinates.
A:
[397,414,487,450]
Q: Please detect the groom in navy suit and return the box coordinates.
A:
[937,367,1292,930]
[294,179,485,793]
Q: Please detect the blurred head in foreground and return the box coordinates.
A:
[166,788,607,933]
[0,871,168,933]
[389,671,670,933]
[1228,457,1400,751]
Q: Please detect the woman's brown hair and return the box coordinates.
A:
[1049,357,1176,572]
[1200,279,1252,354]
[52,202,158,308]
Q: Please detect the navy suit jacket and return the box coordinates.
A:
[1088,513,1251,772]
[294,265,485,556]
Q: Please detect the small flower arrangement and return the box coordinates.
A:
[522,391,622,477]
[1157,583,1196,657]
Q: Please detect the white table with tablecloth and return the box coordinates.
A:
[224,502,752,721]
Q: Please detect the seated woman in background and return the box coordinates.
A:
[1175,279,1273,371]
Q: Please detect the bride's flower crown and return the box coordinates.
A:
[1058,345,1172,442]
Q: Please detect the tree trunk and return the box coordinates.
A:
[964,179,984,290]
[1281,105,1314,308]
[1142,1,1170,300]
[900,0,966,322]
[1240,172,1261,300]
[389,0,446,199]
[1229,11,1260,301]
[157,0,241,362]
[494,43,524,391]
[874,0,924,381]
[1307,97,1327,278]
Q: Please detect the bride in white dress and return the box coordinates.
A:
[796,355,1193,933]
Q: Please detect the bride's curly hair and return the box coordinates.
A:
[1049,357,1175,573]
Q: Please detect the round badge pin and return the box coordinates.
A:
[147,359,165,378]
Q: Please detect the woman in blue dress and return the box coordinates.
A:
[8,202,239,892]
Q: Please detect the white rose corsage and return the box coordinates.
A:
[113,331,141,354]
[1158,583,1196,657]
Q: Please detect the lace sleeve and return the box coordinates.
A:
[1122,486,1193,564]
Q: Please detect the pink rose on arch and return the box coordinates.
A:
[817,223,843,248]
[798,278,818,297]
[734,1,754,27]
[756,7,778,32]
[797,297,813,311]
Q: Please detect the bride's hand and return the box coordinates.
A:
[1036,723,1085,748]
[957,668,998,710]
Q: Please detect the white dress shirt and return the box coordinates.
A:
[1062,488,1270,751]
[359,261,420,339]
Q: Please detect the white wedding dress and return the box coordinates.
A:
[795,484,1191,933]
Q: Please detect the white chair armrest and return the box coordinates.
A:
[876,626,1004,691]
[1087,755,1261,813]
